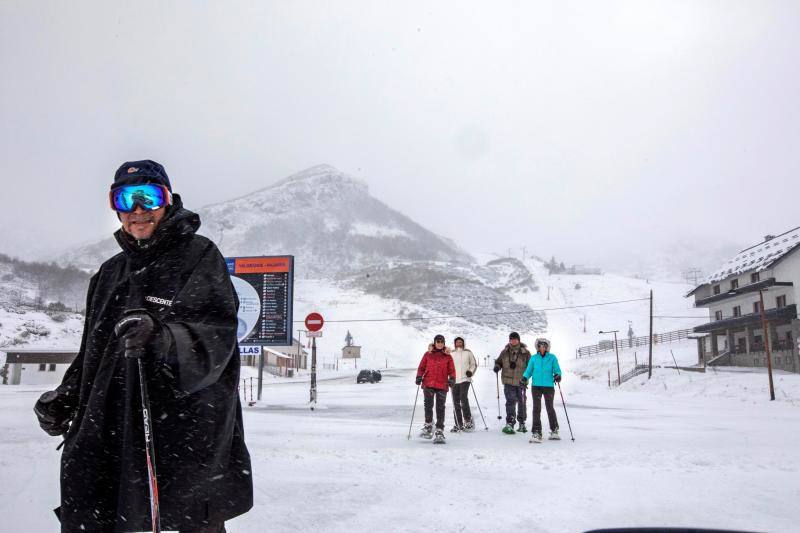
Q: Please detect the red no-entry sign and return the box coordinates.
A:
[305,312,324,332]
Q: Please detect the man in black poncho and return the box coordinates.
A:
[34,160,252,533]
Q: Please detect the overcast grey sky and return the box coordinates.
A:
[1,1,798,274]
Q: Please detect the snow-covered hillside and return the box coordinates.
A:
[0,256,86,357]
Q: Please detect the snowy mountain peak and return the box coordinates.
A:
[266,164,368,194]
[62,165,471,276]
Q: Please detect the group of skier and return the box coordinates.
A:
[415,331,562,444]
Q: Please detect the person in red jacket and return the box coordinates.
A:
[416,334,456,443]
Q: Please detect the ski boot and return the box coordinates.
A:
[529,431,543,444]
[450,424,462,433]
[549,428,561,440]
[502,424,516,435]
[419,423,433,439]
[463,420,475,432]
[517,421,528,433]
[433,428,446,444]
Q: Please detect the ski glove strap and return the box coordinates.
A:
[114,309,167,358]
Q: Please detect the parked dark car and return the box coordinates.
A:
[357,369,382,383]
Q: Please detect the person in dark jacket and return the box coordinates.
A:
[493,332,531,434]
[33,160,252,533]
[415,334,456,442]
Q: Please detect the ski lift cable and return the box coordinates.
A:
[293,297,650,324]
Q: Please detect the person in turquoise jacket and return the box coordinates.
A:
[520,337,562,443]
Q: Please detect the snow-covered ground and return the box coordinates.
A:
[3,258,799,532]
[3,365,799,532]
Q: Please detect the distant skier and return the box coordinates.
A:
[493,332,531,434]
[416,334,456,443]
[450,336,477,432]
[520,337,562,443]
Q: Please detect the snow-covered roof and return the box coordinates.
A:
[704,226,800,285]
[263,347,294,359]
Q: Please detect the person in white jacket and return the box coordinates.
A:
[450,336,478,432]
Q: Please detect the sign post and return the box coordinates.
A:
[305,312,324,410]
[226,256,295,402]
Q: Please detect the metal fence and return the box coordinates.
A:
[577,328,694,358]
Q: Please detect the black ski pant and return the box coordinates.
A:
[531,386,558,434]
[503,384,527,425]
[451,381,472,427]
[423,387,448,429]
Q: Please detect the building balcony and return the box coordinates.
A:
[693,304,797,333]
[694,278,793,307]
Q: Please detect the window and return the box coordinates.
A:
[38,363,46,372]
[753,301,761,314]
[751,272,760,283]
[714,310,723,321]
[776,295,787,308]
[730,279,739,290]
[733,306,741,317]
[713,285,721,295]
[48,363,56,372]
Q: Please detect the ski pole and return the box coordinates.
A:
[556,381,575,442]
[495,372,502,420]
[136,354,162,532]
[470,381,489,431]
[115,318,162,532]
[407,379,422,440]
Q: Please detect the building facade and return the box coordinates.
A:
[687,228,800,373]
[1,350,77,385]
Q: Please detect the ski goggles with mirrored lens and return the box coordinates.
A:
[109,184,171,213]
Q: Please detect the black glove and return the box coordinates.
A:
[415,376,423,386]
[519,378,528,387]
[466,370,473,378]
[493,365,500,373]
[114,310,161,358]
[448,377,455,387]
[554,374,562,383]
[509,361,516,369]
[34,390,73,437]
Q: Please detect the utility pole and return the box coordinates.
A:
[648,290,654,379]
[600,330,621,386]
[522,246,527,262]
[682,268,703,286]
[758,289,776,401]
[296,329,307,371]
[547,286,552,301]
